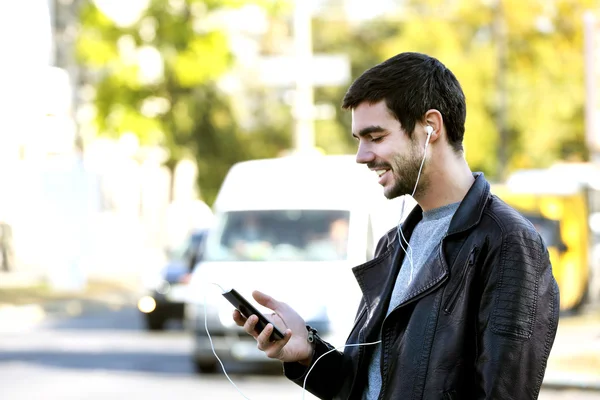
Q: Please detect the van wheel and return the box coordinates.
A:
[145,314,166,331]
[193,359,218,374]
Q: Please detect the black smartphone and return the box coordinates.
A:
[222,288,285,341]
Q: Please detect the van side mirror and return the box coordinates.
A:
[558,241,568,253]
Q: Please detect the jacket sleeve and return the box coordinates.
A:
[474,226,560,399]
[283,334,344,399]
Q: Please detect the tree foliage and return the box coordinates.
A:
[312,0,594,180]
[78,0,595,206]
[77,0,291,205]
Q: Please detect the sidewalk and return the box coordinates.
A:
[0,270,140,332]
[543,304,600,391]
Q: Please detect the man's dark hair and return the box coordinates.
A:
[342,52,466,152]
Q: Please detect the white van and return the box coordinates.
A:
[186,154,414,373]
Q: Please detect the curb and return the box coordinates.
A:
[0,291,138,332]
[39,291,138,316]
[542,372,600,391]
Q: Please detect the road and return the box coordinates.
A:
[0,306,597,400]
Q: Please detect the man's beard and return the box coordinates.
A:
[384,145,428,200]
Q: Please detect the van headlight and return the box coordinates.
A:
[138,296,157,313]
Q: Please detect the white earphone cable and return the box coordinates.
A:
[396,128,431,284]
[302,340,382,400]
[204,285,252,400]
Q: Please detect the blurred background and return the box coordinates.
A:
[1,0,600,399]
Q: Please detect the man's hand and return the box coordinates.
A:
[233,290,314,366]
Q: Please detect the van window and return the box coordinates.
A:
[203,210,350,262]
[522,213,565,251]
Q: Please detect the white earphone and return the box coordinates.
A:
[425,125,433,148]
[425,125,433,137]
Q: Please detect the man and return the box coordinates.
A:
[233,52,559,399]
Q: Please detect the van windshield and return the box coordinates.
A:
[203,210,350,262]
[522,213,563,249]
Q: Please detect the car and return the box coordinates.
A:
[138,230,207,331]
[185,155,409,373]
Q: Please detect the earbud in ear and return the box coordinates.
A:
[424,125,433,151]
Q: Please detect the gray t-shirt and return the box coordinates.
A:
[362,201,460,400]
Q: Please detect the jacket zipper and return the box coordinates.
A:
[443,247,478,314]
[377,276,449,400]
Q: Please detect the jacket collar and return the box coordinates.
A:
[446,172,490,237]
[352,172,490,313]
[395,172,490,240]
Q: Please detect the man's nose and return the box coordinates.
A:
[355,143,374,164]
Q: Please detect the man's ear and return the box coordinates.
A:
[423,109,443,143]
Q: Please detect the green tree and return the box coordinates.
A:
[77,0,292,205]
[312,0,595,180]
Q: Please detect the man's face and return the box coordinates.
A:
[352,101,427,200]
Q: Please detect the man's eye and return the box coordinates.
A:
[371,137,383,143]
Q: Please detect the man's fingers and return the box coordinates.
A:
[273,329,293,350]
[242,315,260,338]
[260,328,293,359]
[256,323,274,351]
[232,310,246,327]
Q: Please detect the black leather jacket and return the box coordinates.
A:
[284,173,560,399]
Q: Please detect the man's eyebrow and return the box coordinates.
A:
[352,125,388,139]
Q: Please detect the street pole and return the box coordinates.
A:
[293,0,315,153]
[46,0,56,66]
[52,0,82,152]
